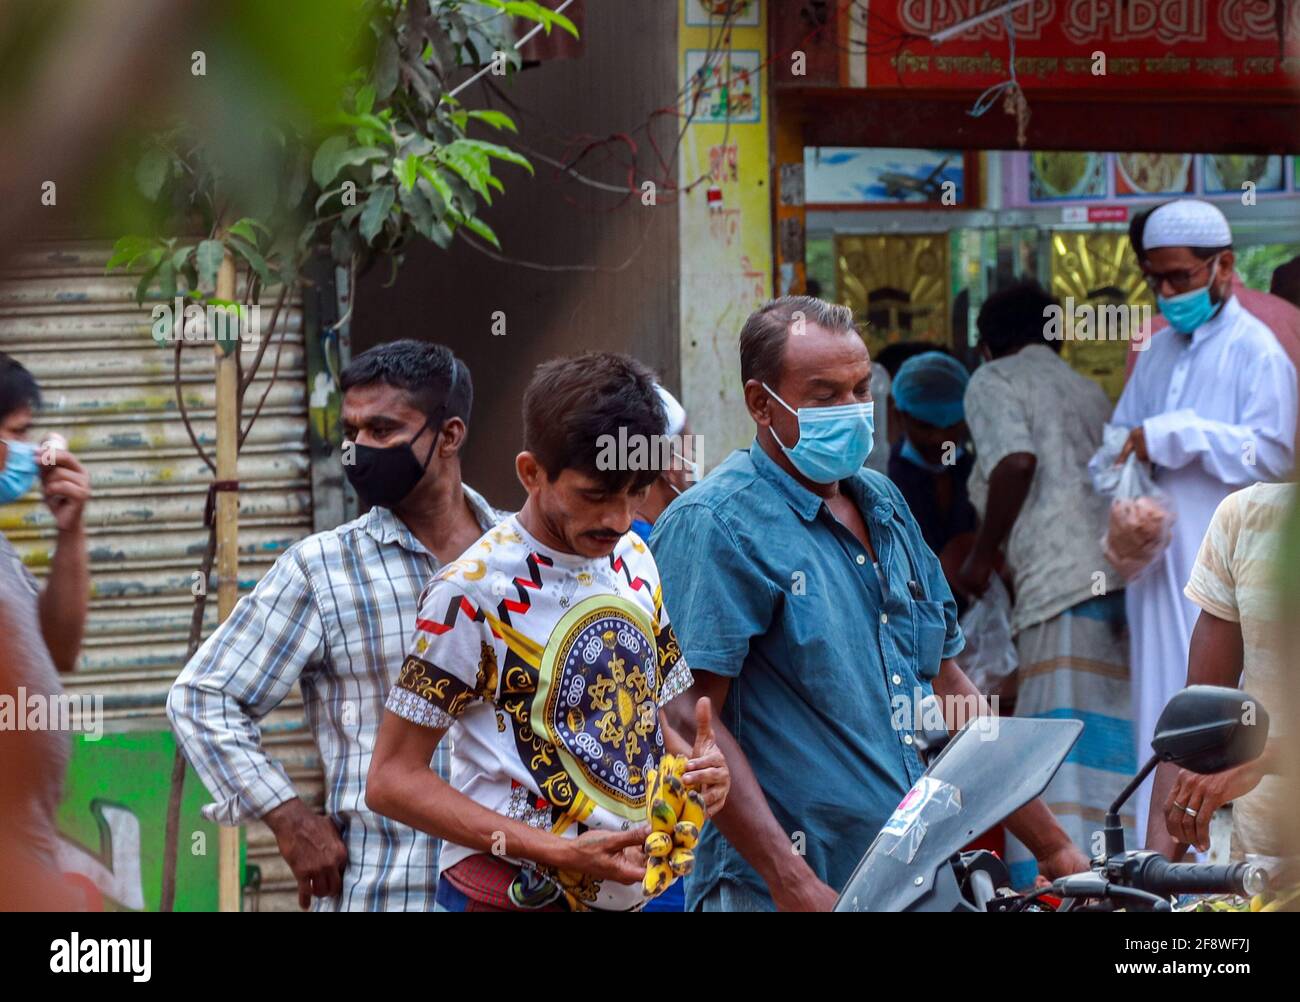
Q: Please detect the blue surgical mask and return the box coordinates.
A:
[0,438,38,504]
[1157,255,1222,334]
[762,383,875,484]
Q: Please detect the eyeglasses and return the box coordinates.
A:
[1140,255,1219,295]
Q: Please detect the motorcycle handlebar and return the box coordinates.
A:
[1129,855,1267,898]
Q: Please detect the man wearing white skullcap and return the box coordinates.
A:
[631,384,698,540]
[632,382,698,914]
[1109,198,1298,849]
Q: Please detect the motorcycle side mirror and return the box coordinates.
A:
[1103,685,1269,860]
[1151,685,1269,774]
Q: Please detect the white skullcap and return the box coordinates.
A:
[654,384,687,438]
[1142,199,1232,251]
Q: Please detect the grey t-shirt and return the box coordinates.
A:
[965,344,1120,634]
[0,530,70,866]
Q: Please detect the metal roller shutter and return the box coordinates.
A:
[0,238,324,913]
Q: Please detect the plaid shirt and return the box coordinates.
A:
[167,487,502,911]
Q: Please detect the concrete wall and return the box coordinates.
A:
[351,1,681,509]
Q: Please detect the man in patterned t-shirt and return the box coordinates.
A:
[367,354,730,912]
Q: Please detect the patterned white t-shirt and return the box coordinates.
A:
[385,515,692,911]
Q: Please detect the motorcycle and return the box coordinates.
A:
[835,685,1273,912]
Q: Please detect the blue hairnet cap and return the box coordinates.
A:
[891,351,969,428]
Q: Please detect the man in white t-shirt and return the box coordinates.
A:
[1147,481,1295,860]
[367,353,730,911]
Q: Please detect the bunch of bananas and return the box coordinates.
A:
[642,753,707,898]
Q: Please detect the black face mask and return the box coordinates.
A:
[344,415,440,510]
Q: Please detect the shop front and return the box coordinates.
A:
[802,149,1300,398]
[769,1,1300,395]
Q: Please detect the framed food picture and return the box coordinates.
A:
[1028,152,1107,201]
[1114,153,1194,197]
[1202,154,1284,196]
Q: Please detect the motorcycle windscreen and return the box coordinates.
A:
[835,716,1083,911]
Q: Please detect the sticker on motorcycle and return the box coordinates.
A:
[880,777,962,864]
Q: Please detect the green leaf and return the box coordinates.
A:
[196,240,225,292]
[227,218,265,245]
[134,260,162,304]
[480,0,579,39]
[438,146,492,204]
[355,83,376,116]
[359,186,395,243]
[399,182,435,239]
[456,138,533,175]
[171,244,193,271]
[135,148,170,201]
[461,215,500,250]
[396,155,421,191]
[466,109,518,133]
[157,259,177,300]
[312,136,351,187]
[398,137,435,161]
[374,34,400,100]
[417,163,459,220]
[315,186,342,212]
[228,236,272,286]
[107,235,157,272]
[312,138,387,188]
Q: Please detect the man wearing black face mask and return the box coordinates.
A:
[168,340,502,911]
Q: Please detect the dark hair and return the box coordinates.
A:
[340,340,472,429]
[522,352,665,491]
[738,296,857,388]
[874,341,952,378]
[0,352,41,421]
[1130,202,1231,262]
[976,282,1059,359]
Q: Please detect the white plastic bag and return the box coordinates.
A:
[958,575,1017,696]
[1089,425,1177,582]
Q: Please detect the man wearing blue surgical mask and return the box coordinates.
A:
[649,296,1088,911]
[0,351,91,891]
[0,352,92,674]
[885,350,977,566]
[1112,199,1297,836]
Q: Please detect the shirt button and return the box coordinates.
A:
[880,613,889,624]
[856,554,866,565]
[904,734,914,745]
[892,673,902,685]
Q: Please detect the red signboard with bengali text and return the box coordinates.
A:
[861,0,1300,92]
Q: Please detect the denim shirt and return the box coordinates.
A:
[649,442,964,908]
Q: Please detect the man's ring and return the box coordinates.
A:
[1182,805,1198,817]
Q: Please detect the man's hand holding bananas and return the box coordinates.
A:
[642,698,730,899]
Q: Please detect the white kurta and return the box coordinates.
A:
[1111,294,1297,840]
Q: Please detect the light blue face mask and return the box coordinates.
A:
[762,382,875,484]
[1157,255,1222,334]
[0,438,38,504]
